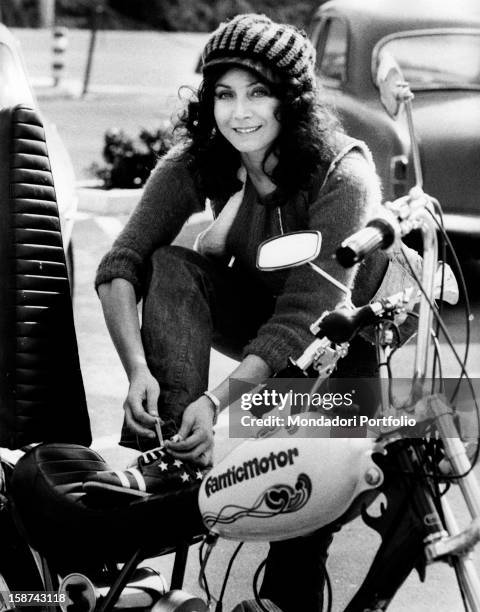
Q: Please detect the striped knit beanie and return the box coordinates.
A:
[201,14,316,90]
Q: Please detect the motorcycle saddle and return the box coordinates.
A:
[10,443,205,572]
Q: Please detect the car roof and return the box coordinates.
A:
[314,0,480,95]
[317,0,480,32]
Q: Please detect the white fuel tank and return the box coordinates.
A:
[199,419,383,541]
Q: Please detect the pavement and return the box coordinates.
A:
[13,28,208,183]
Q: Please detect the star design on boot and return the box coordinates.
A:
[83,441,204,501]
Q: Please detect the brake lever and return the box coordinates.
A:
[310,304,379,343]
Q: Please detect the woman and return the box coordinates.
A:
[95,13,385,611]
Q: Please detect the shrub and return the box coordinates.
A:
[90,125,173,189]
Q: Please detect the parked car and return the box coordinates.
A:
[0,22,77,281]
[309,0,480,251]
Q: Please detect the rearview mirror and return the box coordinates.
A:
[376,50,405,119]
[256,231,322,271]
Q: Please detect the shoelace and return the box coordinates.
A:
[137,446,166,467]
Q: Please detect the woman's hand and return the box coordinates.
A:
[123,365,160,439]
[164,396,215,467]
[164,355,271,466]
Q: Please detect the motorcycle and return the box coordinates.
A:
[198,52,480,610]
[1,52,479,612]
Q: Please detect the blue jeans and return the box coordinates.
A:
[121,245,378,612]
[120,245,277,448]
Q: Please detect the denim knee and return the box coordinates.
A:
[143,246,213,305]
[149,245,212,280]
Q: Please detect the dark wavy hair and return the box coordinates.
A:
[174,65,342,200]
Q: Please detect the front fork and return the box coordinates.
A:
[345,431,480,611]
[357,336,480,611]
[344,438,446,612]
[426,395,480,610]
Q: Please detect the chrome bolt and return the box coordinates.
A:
[382,329,394,345]
[365,467,382,486]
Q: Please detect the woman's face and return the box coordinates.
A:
[213,67,280,164]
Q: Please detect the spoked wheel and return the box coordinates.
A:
[231,600,283,611]
[0,473,47,606]
[0,540,50,611]
[0,549,46,611]
[0,507,46,589]
[0,573,12,610]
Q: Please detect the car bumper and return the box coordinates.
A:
[442,214,480,238]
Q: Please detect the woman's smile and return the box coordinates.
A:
[213,67,280,163]
[233,126,262,134]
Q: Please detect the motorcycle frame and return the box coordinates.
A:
[354,172,480,608]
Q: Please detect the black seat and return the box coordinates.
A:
[11,442,205,574]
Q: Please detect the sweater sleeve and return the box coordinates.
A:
[95,145,205,300]
[243,149,382,372]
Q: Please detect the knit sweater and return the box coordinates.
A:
[95,135,383,372]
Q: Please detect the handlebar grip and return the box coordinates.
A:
[336,219,396,268]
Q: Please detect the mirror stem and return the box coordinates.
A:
[404,98,423,188]
[308,262,353,306]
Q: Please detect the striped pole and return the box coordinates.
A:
[52,27,68,87]
[82,3,104,97]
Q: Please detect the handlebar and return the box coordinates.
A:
[336,218,397,268]
[294,289,412,372]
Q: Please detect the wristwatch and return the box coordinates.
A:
[203,390,221,425]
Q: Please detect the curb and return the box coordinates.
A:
[77,184,213,226]
[33,78,202,101]
[77,185,143,215]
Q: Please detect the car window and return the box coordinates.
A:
[0,42,32,107]
[376,31,480,91]
[316,18,348,84]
